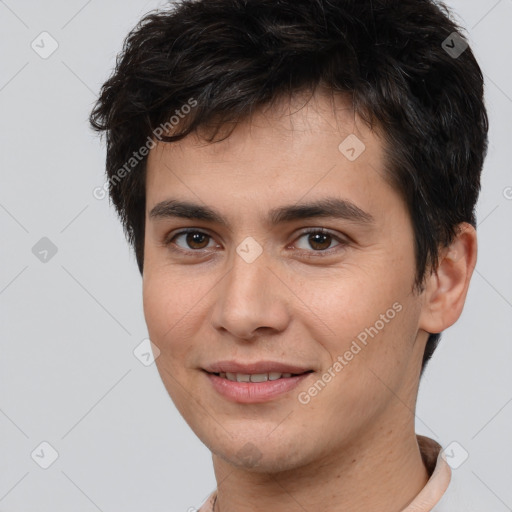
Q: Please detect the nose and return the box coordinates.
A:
[210,247,291,341]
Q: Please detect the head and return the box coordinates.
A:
[90,0,487,472]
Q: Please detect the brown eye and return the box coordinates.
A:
[183,231,210,249]
[306,232,333,251]
[166,230,215,251]
[295,228,345,254]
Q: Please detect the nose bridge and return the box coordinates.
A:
[211,241,289,338]
[231,250,268,300]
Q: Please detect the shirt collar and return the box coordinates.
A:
[401,435,452,511]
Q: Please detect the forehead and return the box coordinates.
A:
[145,89,395,219]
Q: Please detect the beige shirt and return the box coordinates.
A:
[197,435,453,512]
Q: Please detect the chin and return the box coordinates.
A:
[210,435,314,473]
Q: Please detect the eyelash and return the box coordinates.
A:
[163,228,348,259]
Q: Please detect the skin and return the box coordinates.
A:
[142,88,477,511]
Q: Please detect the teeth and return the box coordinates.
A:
[219,372,296,382]
[249,373,268,382]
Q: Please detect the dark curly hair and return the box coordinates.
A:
[90,0,488,374]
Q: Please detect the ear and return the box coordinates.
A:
[418,223,478,334]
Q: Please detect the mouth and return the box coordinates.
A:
[203,369,315,403]
[205,370,314,382]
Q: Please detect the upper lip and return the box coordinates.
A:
[203,361,313,375]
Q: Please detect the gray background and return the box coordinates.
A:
[0,0,511,510]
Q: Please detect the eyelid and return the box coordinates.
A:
[164,227,349,257]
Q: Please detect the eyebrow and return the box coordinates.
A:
[148,197,374,229]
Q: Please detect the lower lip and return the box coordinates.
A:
[204,371,313,403]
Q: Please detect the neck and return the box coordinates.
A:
[211,424,429,512]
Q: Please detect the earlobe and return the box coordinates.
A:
[418,223,478,334]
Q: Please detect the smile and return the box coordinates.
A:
[204,370,314,403]
[213,371,310,382]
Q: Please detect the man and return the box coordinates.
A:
[90,0,488,510]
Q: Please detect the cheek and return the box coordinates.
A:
[313,273,401,339]
[142,275,199,408]
[142,272,187,361]
[142,270,207,372]
[143,259,192,333]
[142,275,167,339]
[313,262,420,378]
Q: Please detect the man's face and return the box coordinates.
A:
[143,91,429,472]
